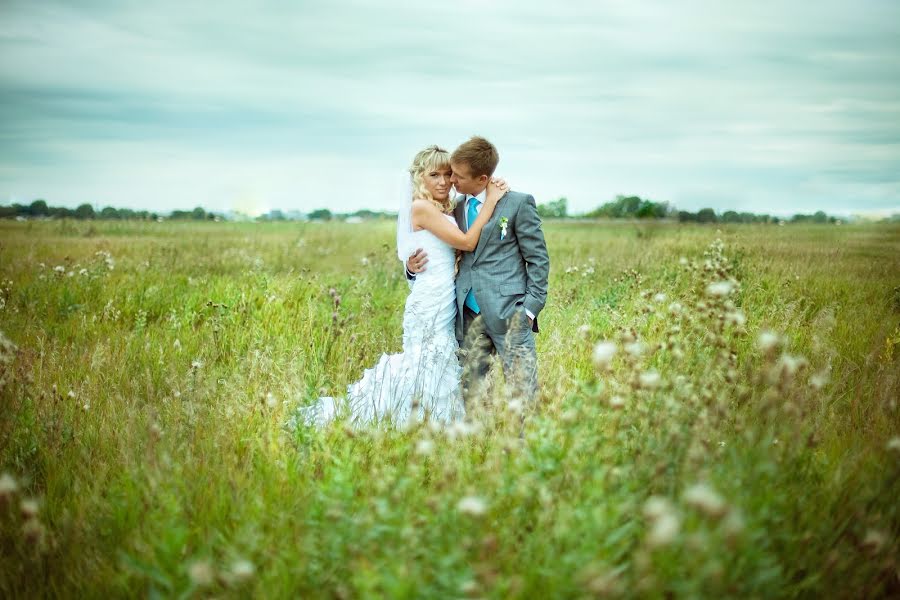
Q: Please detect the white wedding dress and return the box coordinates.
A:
[296,214,464,427]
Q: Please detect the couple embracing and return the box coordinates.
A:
[301,136,550,427]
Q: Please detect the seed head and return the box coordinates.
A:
[457,495,487,517]
[683,483,727,518]
[592,341,617,370]
[189,560,215,587]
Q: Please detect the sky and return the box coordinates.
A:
[1,0,899,217]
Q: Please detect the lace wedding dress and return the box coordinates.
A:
[296,214,463,427]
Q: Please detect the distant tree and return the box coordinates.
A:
[537,197,567,219]
[29,199,49,217]
[307,208,332,221]
[696,208,718,223]
[75,204,95,219]
[812,210,828,224]
[722,211,740,223]
[677,210,697,223]
[191,207,206,220]
[100,206,120,219]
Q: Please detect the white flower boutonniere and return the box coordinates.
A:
[499,217,509,240]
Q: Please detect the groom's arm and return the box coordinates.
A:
[515,194,550,322]
[403,248,429,287]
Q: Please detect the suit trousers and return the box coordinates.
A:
[460,305,538,406]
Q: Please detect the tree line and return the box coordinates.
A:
[3,196,889,224]
[0,200,216,221]
[537,195,850,223]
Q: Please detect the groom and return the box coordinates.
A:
[406,136,550,404]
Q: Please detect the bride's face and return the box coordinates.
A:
[422,166,452,201]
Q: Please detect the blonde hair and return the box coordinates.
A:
[409,145,453,214]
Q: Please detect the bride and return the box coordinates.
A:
[296,145,506,427]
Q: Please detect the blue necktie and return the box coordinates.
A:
[465,198,481,314]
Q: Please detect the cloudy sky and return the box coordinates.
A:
[1,0,899,217]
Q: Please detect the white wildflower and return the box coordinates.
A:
[191,359,203,370]
[457,495,487,517]
[653,293,667,303]
[756,330,780,353]
[683,483,727,518]
[415,438,434,456]
[0,473,18,501]
[173,339,182,351]
[228,558,255,582]
[725,310,746,327]
[608,395,625,409]
[188,560,215,587]
[647,513,680,548]
[265,392,277,409]
[886,437,900,452]
[624,341,646,358]
[705,280,734,297]
[638,370,661,389]
[20,497,39,520]
[592,341,617,369]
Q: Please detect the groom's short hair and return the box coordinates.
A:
[451,136,499,178]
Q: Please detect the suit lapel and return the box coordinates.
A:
[454,195,467,232]
[472,196,504,262]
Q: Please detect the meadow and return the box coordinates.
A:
[1,218,898,598]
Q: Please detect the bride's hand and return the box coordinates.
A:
[486,176,509,207]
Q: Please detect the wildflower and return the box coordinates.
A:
[624,341,646,358]
[756,330,780,354]
[679,257,688,265]
[643,496,674,520]
[457,495,487,517]
[705,280,734,297]
[668,302,683,315]
[809,369,829,390]
[188,560,215,586]
[608,395,625,409]
[724,310,746,327]
[862,529,887,554]
[683,483,727,518]
[54,265,65,273]
[592,341,617,370]
[22,519,45,547]
[653,293,667,303]
[67,390,76,399]
[173,339,182,351]
[638,370,661,389]
[643,497,680,548]
[887,437,900,452]
[415,438,434,456]
[191,359,203,370]
[577,323,591,339]
[228,558,255,583]
[0,473,18,504]
[723,509,745,541]
[20,497,39,520]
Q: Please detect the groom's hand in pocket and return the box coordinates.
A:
[406,248,429,275]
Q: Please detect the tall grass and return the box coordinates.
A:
[1,219,898,598]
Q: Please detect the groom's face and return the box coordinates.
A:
[450,161,488,196]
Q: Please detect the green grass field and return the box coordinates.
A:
[1,219,898,598]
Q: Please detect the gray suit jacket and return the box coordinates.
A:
[454,191,550,342]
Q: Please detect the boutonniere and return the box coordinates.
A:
[499,217,509,240]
